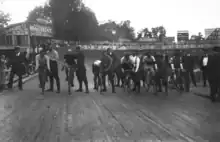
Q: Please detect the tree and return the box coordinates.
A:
[48,0,102,40]
[151,26,166,41]
[117,20,135,41]
[27,5,52,24]
[0,10,11,27]
[197,32,204,40]
[142,28,152,38]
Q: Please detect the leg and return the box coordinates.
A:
[79,69,89,93]
[54,75,60,93]
[202,68,207,87]
[108,71,115,93]
[184,71,190,92]
[8,71,15,89]
[209,79,217,102]
[48,75,54,91]
[18,75,23,90]
[93,73,98,89]
[76,70,83,92]
[65,67,69,81]
[101,73,107,92]
[190,70,197,87]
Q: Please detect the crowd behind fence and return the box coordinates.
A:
[76,43,216,50]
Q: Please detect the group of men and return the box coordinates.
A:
[35,44,90,94]
[91,46,220,102]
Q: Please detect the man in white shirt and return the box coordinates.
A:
[47,45,60,93]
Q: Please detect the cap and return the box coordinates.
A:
[76,45,81,50]
[14,46,20,50]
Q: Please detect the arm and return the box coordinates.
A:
[35,55,39,70]
[120,57,124,64]
[180,57,183,69]
[151,56,158,69]
[135,57,140,72]
[54,50,59,60]
[105,54,113,71]
[170,57,174,70]
[45,55,51,71]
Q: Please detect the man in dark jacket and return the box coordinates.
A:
[183,52,197,92]
[206,46,220,102]
[75,46,89,93]
[8,46,26,90]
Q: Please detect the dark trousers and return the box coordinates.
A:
[8,71,22,89]
[184,69,197,92]
[202,67,207,86]
[48,60,60,91]
[132,71,141,93]
[101,70,115,93]
[39,68,47,92]
[76,68,88,90]
[208,78,220,101]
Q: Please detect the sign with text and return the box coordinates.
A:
[29,24,53,37]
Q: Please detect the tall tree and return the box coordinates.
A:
[49,0,101,41]
[117,20,135,41]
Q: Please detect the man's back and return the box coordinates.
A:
[64,53,77,66]
[207,53,220,80]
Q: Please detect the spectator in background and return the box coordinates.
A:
[0,55,7,92]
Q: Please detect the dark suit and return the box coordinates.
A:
[8,52,26,89]
[76,51,88,91]
[207,53,220,102]
[183,54,197,91]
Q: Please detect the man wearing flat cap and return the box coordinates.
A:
[8,46,27,90]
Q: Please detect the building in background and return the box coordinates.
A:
[0,21,53,51]
[205,28,216,39]
[205,28,220,40]
[177,30,189,43]
[164,37,175,45]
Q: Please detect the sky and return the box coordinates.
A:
[0,0,219,37]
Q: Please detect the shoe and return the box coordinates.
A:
[75,89,83,92]
[46,89,53,92]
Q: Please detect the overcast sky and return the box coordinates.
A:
[1,0,219,37]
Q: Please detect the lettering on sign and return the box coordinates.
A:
[30,24,52,36]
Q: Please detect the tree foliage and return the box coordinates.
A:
[136,26,166,42]
[27,0,165,42]
[0,10,11,27]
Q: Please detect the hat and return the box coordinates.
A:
[76,45,81,50]
[14,46,20,50]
